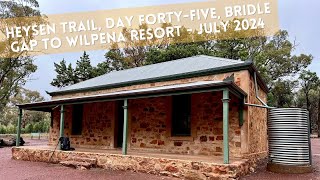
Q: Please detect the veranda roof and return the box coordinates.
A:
[17,80,247,112]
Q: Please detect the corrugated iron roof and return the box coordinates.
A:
[49,55,252,95]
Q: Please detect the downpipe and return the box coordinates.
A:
[244,72,274,109]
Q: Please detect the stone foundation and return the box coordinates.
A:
[12,147,267,179]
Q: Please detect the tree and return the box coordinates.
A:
[51,59,76,88]
[0,0,43,113]
[145,43,213,65]
[74,51,96,81]
[298,70,319,133]
[299,70,319,112]
[268,79,297,107]
[51,52,98,88]
[99,24,196,71]
[175,23,312,86]
[254,31,312,86]
[143,30,312,88]
[0,87,48,127]
[100,25,161,70]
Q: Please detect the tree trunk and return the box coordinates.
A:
[306,95,312,134]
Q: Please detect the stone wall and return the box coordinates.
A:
[49,101,115,149]
[247,76,268,155]
[49,92,242,157]
[129,92,242,157]
[12,147,261,179]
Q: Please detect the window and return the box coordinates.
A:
[72,104,83,135]
[172,94,191,136]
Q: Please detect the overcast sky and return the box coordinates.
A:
[24,0,320,99]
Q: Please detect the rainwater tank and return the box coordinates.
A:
[267,108,312,173]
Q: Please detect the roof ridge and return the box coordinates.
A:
[103,55,242,76]
[199,55,243,63]
[100,55,200,75]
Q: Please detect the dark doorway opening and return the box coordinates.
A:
[114,101,124,148]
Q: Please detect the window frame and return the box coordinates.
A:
[171,94,192,137]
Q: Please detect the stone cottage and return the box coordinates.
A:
[13,55,269,179]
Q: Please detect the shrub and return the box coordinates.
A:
[0,125,7,134]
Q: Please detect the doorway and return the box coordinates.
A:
[114,101,124,148]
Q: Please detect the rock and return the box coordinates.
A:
[158,140,165,146]
[200,136,207,142]
[218,166,228,174]
[191,162,200,170]
[71,157,97,165]
[159,171,170,176]
[173,141,183,146]
[184,171,207,180]
[216,136,223,140]
[78,166,88,170]
[2,137,25,146]
[172,173,181,177]
[60,160,92,169]
[150,140,157,144]
[215,147,222,152]
[154,164,162,171]
[164,163,179,173]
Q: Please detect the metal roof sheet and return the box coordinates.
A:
[50,55,247,95]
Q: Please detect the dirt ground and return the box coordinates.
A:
[0,139,176,180]
[1,138,319,180]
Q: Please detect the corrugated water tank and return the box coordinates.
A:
[267,108,312,173]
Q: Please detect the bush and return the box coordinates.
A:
[5,124,16,134]
[0,125,7,134]
[0,120,50,134]
[25,123,33,133]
